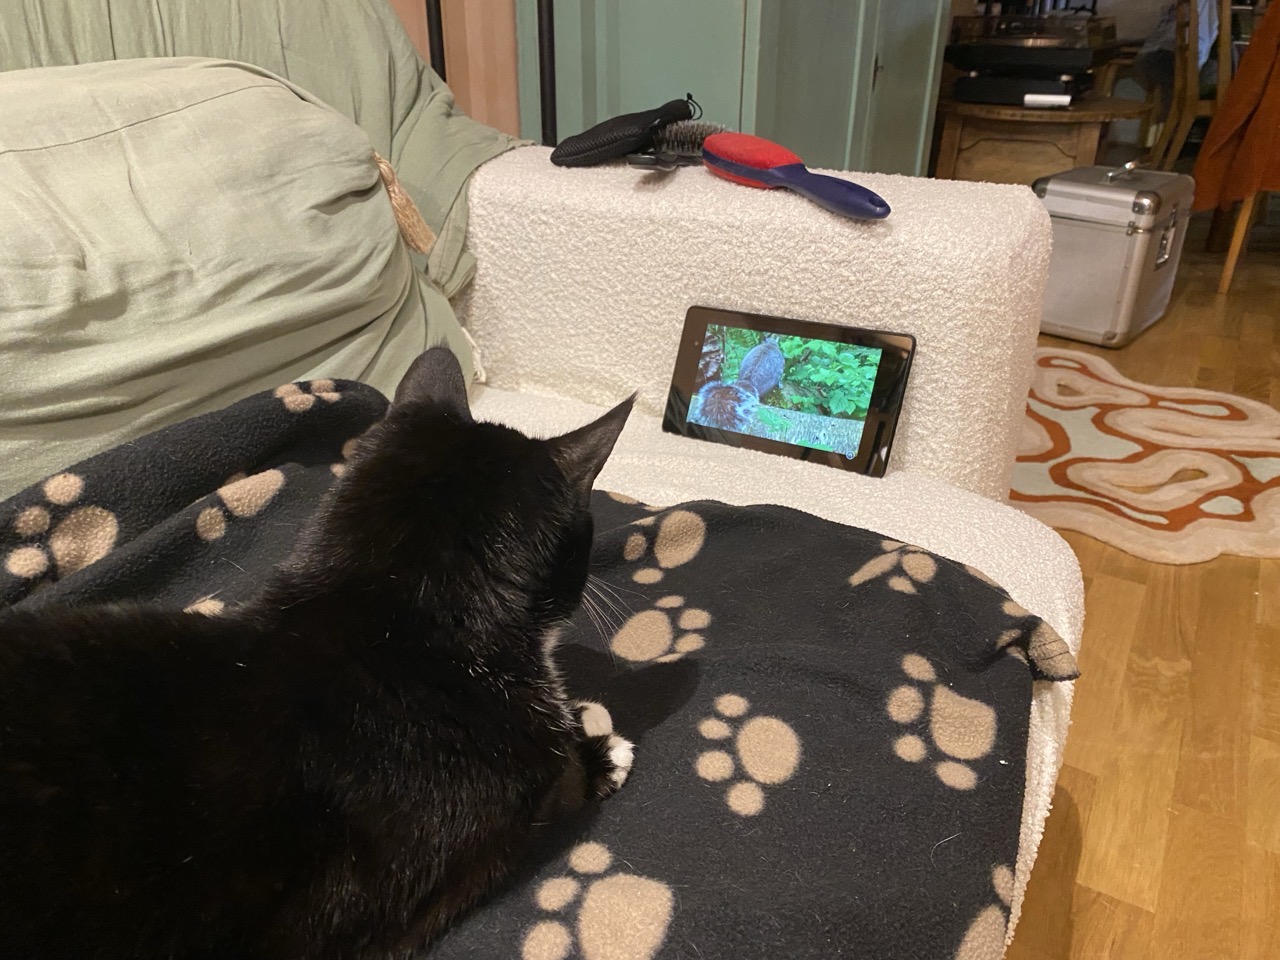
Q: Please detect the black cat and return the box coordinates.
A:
[0,348,636,959]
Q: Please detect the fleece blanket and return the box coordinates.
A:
[0,378,1078,960]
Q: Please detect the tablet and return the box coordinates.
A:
[662,306,915,477]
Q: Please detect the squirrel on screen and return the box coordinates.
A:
[694,337,785,431]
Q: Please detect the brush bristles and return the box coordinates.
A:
[652,120,727,157]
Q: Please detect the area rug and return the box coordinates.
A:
[1011,348,1280,564]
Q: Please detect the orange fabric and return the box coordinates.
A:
[1192,1,1280,210]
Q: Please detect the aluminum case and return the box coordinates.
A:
[1033,164,1195,347]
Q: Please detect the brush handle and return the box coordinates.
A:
[763,163,891,220]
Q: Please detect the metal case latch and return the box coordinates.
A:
[1155,207,1179,268]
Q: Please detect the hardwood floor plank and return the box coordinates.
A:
[1069,886,1155,960]
[1004,943,1055,960]
[1148,805,1245,960]
[1250,625,1280,742]
[1247,735,1280,853]
[1195,334,1238,393]
[1094,543,1153,587]
[1239,305,1276,351]
[1074,649,1189,910]
[1010,886,1156,960]
[1258,560,1280,627]
[1011,766,1096,955]
[1131,562,1199,667]
[1233,363,1273,404]
[1062,575,1146,775]
[1243,844,1280,960]
[1171,557,1255,821]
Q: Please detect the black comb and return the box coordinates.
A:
[626,120,727,171]
[550,95,696,168]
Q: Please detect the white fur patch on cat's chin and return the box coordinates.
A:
[541,626,573,726]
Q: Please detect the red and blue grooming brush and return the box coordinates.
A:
[701,132,891,221]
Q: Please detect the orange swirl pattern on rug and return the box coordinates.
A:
[1011,349,1280,564]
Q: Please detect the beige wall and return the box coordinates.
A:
[387,0,521,138]
[388,0,430,56]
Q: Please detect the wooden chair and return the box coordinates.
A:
[1152,0,1218,169]
[1098,41,1163,152]
[1218,191,1268,294]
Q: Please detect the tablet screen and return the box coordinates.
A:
[687,324,883,459]
[663,307,915,476]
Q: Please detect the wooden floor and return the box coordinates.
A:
[1007,213,1280,959]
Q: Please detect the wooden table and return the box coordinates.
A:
[934,97,1152,186]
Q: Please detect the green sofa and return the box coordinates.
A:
[0,0,519,498]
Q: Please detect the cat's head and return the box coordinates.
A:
[297,347,633,636]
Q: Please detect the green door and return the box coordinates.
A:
[517,0,748,143]
[859,0,948,176]
[514,0,944,176]
[749,0,875,172]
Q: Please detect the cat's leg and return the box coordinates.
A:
[573,700,634,797]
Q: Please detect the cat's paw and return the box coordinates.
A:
[574,700,634,796]
[606,734,635,791]
[575,700,614,738]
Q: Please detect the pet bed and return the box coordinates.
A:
[0,378,1078,960]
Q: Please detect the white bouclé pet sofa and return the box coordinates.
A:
[457,147,1083,941]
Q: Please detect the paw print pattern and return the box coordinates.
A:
[330,436,362,478]
[622,508,706,585]
[195,469,286,542]
[609,594,710,664]
[996,599,1079,681]
[522,842,673,960]
[954,864,1014,960]
[273,379,341,413]
[848,539,938,594]
[4,472,118,580]
[855,543,1079,681]
[695,694,801,816]
[887,654,997,791]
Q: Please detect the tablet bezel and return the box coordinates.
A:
[661,306,916,477]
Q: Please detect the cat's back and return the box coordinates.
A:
[0,604,261,758]
[0,605,296,955]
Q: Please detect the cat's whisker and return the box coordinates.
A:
[592,586,632,625]
[580,593,608,642]
[590,574,645,602]
[582,592,620,668]
[580,593,622,668]
[586,582,631,636]
[588,575,635,619]
[585,581,626,637]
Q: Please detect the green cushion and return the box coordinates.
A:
[0,0,521,300]
[0,57,471,498]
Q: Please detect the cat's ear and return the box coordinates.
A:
[547,395,635,503]
[392,346,473,422]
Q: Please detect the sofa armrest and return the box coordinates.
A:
[457,146,1051,501]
